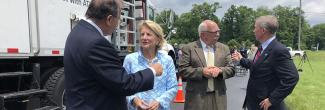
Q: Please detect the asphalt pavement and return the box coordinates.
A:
[171,67,250,110]
[226,68,249,110]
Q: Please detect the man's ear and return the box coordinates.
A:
[200,32,204,36]
[202,32,208,38]
[106,15,114,25]
[262,28,269,34]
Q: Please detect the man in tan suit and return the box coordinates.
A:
[179,20,235,110]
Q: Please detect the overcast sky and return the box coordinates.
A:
[150,0,325,26]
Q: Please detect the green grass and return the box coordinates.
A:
[285,51,325,110]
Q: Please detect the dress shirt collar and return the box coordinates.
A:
[84,18,111,42]
[261,35,275,51]
[200,39,209,49]
[84,18,104,36]
[200,39,215,52]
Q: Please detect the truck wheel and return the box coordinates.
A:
[41,67,60,87]
[294,53,301,57]
[44,67,66,109]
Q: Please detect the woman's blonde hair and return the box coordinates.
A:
[139,20,166,50]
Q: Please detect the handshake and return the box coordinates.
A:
[149,63,163,76]
[203,66,223,78]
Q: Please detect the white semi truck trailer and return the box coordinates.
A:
[0,0,156,109]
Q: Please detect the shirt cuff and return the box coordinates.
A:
[148,67,156,76]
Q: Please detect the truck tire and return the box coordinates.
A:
[294,53,301,57]
[41,67,60,87]
[43,67,65,109]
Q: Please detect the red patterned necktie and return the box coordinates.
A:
[253,46,263,64]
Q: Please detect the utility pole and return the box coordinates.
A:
[298,0,302,50]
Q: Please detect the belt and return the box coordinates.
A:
[206,91,215,93]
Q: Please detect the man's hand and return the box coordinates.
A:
[203,66,215,78]
[150,63,163,76]
[147,100,160,110]
[231,50,242,62]
[133,97,149,110]
[203,66,222,78]
[259,98,272,110]
[210,67,222,77]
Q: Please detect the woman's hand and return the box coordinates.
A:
[133,97,149,110]
[147,100,160,110]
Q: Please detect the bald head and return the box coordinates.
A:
[85,0,122,20]
[198,20,219,36]
[198,20,220,46]
[256,15,279,34]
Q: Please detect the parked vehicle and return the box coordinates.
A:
[287,47,304,57]
[0,0,155,109]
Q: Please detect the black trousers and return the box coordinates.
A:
[246,101,287,110]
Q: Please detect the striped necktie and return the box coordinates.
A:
[253,46,263,64]
[206,46,214,92]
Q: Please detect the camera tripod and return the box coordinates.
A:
[297,52,313,72]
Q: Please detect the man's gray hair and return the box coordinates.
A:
[198,22,208,36]
[256,15,279,34]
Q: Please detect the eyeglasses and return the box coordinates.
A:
[201,30,221,34]
[201,30,221,37]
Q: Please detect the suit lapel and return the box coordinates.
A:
[214,43,220,66]
[253,39,277,67]
[194,41,207,67]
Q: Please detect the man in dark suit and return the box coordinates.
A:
[232,15,299,110]
[64,0,163,110]
[179,20,235,110]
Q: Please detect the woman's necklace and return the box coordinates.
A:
[143,50,157,65]
[146,58,154,65]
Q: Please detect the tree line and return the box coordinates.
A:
[155,2,325,50]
